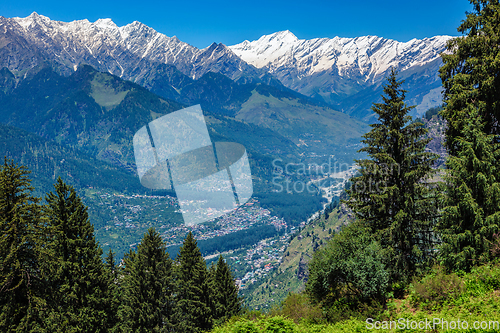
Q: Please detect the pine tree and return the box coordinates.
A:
[437,109,500,271]
[104,250,120,333]
[440,0,500,152]
[118,228,174,333]
[438,0,500,271]
[209,255,242,325]
[345,69,440,283]
[42,177,109,333]
[0,159,44,332]
[174,231,212,332]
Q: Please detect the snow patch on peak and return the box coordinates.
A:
[267,30,299,42]
[15,12,51,29]
[230,30,300,68]
[94,18,118,30]
[27,12,49,21]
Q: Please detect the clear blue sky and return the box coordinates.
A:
[1,0,472,49]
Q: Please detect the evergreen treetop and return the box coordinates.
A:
[210,255,242,325]
[118,227,174,333]
[174,231,212,332]
[438,108,500,271]
[440,0,500,153]
[42,177,109,333]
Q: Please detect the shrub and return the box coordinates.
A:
[409,266,464,310]
[306,221,389,304]
[465,264,500,296]
[232,320,260,333]
[211,318,259,333]
[263,316,297,333]
[279,293,323,324]
[322,297,385,323]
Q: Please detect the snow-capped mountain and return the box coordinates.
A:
[0,13,454,119]
[230,30,450,80]
[230,31,452,117]
[0,12,265,83]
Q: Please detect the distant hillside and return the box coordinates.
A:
[0,122,143,197]
[243,203,354,310]
[141,65,369,165]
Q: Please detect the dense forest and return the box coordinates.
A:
[0,161,241,332]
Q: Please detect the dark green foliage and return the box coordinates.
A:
[306,221,389,304]
[439,0,500,153]
[210,256,242,325]
[0,159,44,332]
[104,250,120,333]
[437,110,500,271]
[423,105,443,120]
[323,197,339,219]
[345,69,439,283]
[0,160,248,332]
[174,231,213,332]
[118,228,174,333]
[437,0,500,273]
[255,192,325,227]
[41,177,110,333]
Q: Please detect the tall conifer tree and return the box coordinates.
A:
[438,0,500,270]
[118,228,174,333]
[209,255,242,325]
[104,250,120,333]
[42,178,109,333]
[346,69,439,283]
[174,231,212,332]
[438,109,500,271]
[0,159,44,332]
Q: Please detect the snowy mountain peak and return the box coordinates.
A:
[267,30,298,42]
[94,18,118,31]
[15,12,51,29]
[4,13,264,83]
[27,12,49,21]
[230,30,299,68]
[0,13,454,117]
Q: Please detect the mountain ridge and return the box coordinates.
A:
[230,30,451,118]
[1,13,452,119]
[2,12,268,83]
